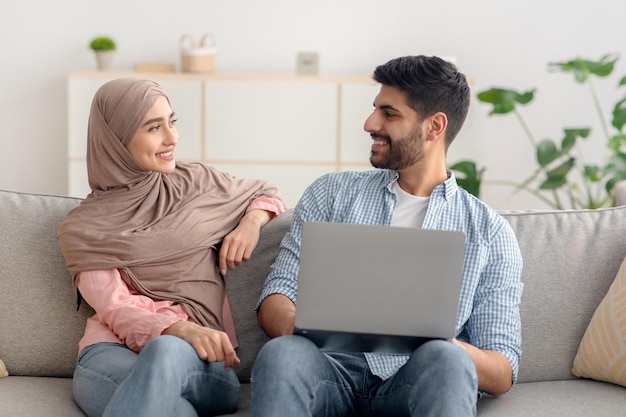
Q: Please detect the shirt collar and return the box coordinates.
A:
[382,169,458,201]
[381,169,400,188]
[436,170,458,201]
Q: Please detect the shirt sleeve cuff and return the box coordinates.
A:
[247,196,286,218]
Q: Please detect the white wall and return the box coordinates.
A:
[1,0,625,209]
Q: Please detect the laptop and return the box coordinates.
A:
[293,221,466,354]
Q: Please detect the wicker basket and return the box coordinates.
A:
[180,33,216,73]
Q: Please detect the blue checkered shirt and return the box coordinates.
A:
[258,169,523,382]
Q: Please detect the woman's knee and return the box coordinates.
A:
[139,335,202,374]
[143,335,191,356]
[72,344,135,417]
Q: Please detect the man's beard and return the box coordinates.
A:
[369,127,424,170]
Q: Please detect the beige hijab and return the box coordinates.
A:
[58,78,282,337]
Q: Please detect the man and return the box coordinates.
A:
[251,55,523,417]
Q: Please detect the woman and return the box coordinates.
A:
[57,78,285,417]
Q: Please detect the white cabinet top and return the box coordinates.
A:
[68,70,375,84]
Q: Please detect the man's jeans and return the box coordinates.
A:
[73,336,240,417]
[250,336,477,417]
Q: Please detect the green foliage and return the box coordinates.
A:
[451,54,626,209]
[448,160,485,198]
[476,88,535,115]
[89,36,116,51]
[548,54,617,83]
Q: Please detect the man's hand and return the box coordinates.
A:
[219,209,272,274]
[163,321,240,369]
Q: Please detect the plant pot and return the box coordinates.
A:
[94,51,114,71]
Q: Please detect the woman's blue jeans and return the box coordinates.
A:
[250,335,478,417]
[73,336,240,417]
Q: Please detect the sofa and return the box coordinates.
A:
[1,188,626,416]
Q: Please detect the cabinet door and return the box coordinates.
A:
[68,78,112,160]
[67,78,114,197]
[211,163,332,209]
[203,80,338,163]
[339,82,380,166]
[68,160,90,198]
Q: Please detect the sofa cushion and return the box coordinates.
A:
[500,206,626,383]
[572,255,626,386]
[477,379,626,417]
[0,191,93,377]
[0,376,86,416]
[226,210,293,382]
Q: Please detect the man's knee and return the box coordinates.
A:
[257,335,318,364]
[253,335,322,378]
[412,340,475,373]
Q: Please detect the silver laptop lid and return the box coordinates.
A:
[295,222,466,350]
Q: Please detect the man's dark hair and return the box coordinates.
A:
[372,55,470,148]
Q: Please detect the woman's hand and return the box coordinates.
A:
[162,321,240,369]
[219,209,272,274]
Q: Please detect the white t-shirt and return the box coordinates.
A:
[390,181,430,228]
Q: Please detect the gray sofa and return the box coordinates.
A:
[1,188,625,416]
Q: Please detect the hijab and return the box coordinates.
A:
[58,78,282,335]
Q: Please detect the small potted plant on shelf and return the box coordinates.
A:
[89,36,116,71]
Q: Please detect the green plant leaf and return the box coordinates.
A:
[606,176,626,194]
[604,153,626,193]
[589,55,617,77]
[539,157,575,190]
[539,176,567,190]
[89,36,116,51]
[612,97,626,131]
[476,88,535,115]
[449,160,476,177]
[561,128,591,153]
[549,157,576,177]
[605,153,626,174]
[549,54,618,83]
[584,165,601,182]
[536,139,560,166]
[449,160,485,197]
[608,134,626,152]
[619,76,626,86]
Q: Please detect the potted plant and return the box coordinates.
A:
[451,54,626,209]
[89,36,116,71]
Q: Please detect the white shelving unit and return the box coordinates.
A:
[67,71,380,208]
